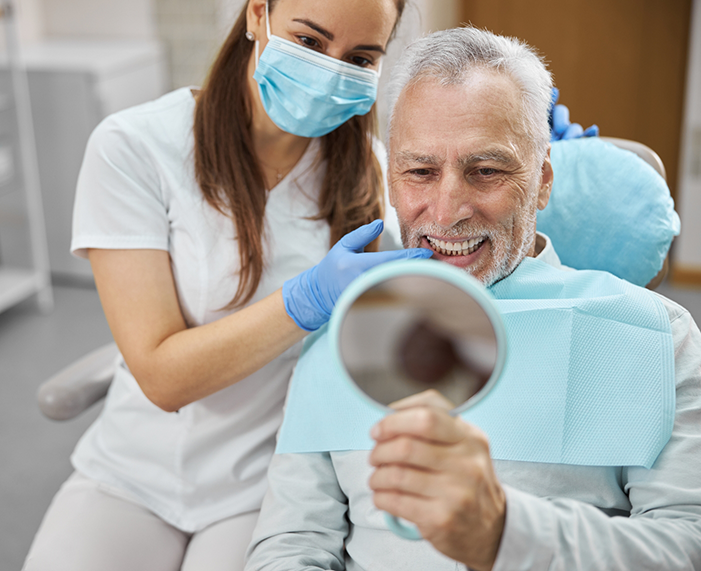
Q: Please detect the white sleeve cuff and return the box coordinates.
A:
[491,485,555,571]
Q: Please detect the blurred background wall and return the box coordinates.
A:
[1,2,699,569]
[456,0,699,285]
[3,0,700,284]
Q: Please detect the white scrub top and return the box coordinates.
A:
[70,87,340,532]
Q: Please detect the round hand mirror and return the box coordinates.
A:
[328,259,507,540]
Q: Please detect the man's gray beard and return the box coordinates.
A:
[400,210,537,287]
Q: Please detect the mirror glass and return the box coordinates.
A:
[338,273,500,413]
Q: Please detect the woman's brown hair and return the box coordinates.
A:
[193,0,405,308]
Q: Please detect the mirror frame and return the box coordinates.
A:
[328,259,508,416]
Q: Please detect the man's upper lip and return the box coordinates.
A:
[425,235,486,254]
[425,235,485,242]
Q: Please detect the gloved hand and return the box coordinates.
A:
[549,87,599,141]
[283,219,433,331]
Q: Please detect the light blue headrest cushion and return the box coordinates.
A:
[537,138,680,286]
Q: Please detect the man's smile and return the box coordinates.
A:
[424,235,487,258]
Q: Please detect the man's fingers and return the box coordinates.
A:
[371,406,467,445]
[369,434,445,470]
[388,389,456,411]
[369,462,447,499]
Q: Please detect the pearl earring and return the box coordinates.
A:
[245,31,255,41]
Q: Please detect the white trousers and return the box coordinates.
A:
[23,472,259,571]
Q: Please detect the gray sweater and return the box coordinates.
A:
[245,240,701,570]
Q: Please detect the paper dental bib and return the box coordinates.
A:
[276,258,675,468]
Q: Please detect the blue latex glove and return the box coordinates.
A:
[549,87,599,141]
[283,219,433,331]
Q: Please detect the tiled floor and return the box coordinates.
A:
[2,278,700,570]
[0,285,111,571]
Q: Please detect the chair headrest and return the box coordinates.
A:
[537,138,680,286]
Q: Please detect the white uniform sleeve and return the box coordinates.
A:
[245,453,348,571]
[71,114,169,259]
[492,306,701,570]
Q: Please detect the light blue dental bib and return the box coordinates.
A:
[276,258,675,468]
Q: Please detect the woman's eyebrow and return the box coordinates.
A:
[293,19,334,40]
[292,18,387,54]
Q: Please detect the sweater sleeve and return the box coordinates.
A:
[245,453,349,571]
[492,305,701,571]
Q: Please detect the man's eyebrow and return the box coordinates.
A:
[292,19,387,54]
[395,151,442,164]
[395,150,516,165]
[457,150,516,168]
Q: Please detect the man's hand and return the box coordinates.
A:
[368,399,506,571]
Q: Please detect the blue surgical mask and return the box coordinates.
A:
[252,1,381,138]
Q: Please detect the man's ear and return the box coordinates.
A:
[537,147,553,211]
[246,0,267,41]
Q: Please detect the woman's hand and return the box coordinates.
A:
[549,87,599,141]
[282,220,432,331]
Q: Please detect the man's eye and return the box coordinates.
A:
[477,168,498,176]
[410,169,432,176]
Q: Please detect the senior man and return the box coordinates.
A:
[245,27,701,571]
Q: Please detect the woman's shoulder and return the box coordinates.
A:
[84,87,198,174]
[92,87,197,151]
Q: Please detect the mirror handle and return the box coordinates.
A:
[383,513,422,541]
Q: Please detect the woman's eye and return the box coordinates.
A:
[349,55,373,68]
[298,36,320,49]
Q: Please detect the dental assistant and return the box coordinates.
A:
[22,1,431,570]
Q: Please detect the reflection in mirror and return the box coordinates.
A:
[339,275,498,411]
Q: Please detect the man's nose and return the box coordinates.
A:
[430,172,474,228]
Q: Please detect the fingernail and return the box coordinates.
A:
[370,424,380,439]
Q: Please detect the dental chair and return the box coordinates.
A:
[36,137,678,421]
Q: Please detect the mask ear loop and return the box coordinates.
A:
[254,0,272,68]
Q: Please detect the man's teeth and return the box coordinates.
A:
[426,236,485,256]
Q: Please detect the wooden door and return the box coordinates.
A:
[459,0,692,201]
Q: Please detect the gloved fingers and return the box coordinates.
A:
[561,122,584,140]
[583,124,599,137]
[551,104,570,137]
[338,219,384,252]
[355,247,433,270]
[549,87,560,114]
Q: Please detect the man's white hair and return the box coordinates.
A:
[386,26,553,161]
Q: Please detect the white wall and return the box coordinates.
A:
[416,0,459,34]
[15,0,44,43]
[39,0,156,39]
[675,0,701,271]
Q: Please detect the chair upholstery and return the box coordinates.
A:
[537,137,679,287]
